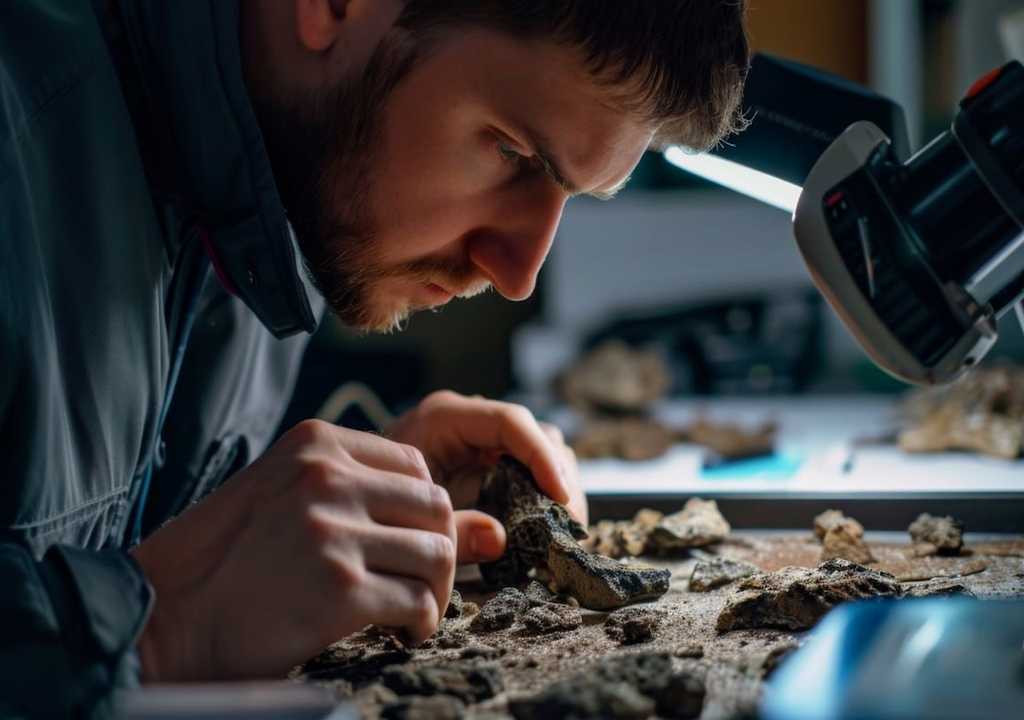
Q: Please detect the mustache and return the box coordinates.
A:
[389,255,490,297]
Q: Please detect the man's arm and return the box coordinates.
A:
[0,542,152,718]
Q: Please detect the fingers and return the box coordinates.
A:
[539,422,587,526]
[354,473,455,537]
[453,510,506,564]
[356,574,445,645]
[287,419,431,482]
[440,396,569,505]
[359,525,456,637]
[563,446,588,526]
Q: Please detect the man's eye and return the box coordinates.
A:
[497,140,531,169]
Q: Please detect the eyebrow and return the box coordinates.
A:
[511,122,629,201]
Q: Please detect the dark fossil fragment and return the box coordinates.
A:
[478,457,670,610]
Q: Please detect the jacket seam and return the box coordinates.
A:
[7,486,129,533]
[0,50,108,186]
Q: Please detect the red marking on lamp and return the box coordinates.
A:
[965,67,1002,101]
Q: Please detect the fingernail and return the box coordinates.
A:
[469,529,480,557]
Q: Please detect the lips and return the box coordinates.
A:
[424,283,454,305]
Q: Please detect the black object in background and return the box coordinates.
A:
[717,53,912,186]
[584,290,824,396]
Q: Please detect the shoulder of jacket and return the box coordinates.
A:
[0,0,110,174]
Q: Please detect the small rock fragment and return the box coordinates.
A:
[422,627,469,650]
[509,652,704,720]
[525,580,555,605]
[822,526,873,565]
[604,606,664,645]
[682,417,776,461]
[716,559,902,632]
[813,510,873,565]
[582,509,663,558]
[813,509,854,539]
[546,535,670,610]
[572,417,679,461]
[896,367,1024,459]
[580,519,620,556]
[522,603,583,634]
[478,457,670,610]
[909,513,964,556]
[301,646,411,685]
[762,642,800,679]
[903,582,976,598]
[444,590,464,619]
[689,557,760,592]
[470,588,528,632]
[596,652,705,719]
[459,643,506,660]
[509,681,654,720]
[647,498,731,555]
[558,340,671,414]
[673,645,705,659]
[381,662,502,704]
[381,695,466,720]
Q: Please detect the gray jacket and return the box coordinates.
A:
[0,0,323,715]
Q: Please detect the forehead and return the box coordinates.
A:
[415,28,655,181]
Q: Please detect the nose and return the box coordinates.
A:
[468,186,566,301]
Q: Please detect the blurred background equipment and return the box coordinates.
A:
[578,290,824,397]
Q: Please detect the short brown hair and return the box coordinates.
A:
[397,1,750,151]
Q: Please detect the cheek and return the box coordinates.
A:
[373,126,501,261]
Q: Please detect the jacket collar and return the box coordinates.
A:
[102,0,319,338]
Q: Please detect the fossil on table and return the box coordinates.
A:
[582,500,732,560]
[813,509,873,565]
[716,558,903,632]
[557,340,671,415]
[603,605,667,645]
[571,417,678,461]
[897,366,1024,459]
[908,512,965,556]
[581,509,664,559]
[646,498,731,555]
[688,557,760,592]
[680,417,777,462]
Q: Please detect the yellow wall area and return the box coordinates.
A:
[745,0,869,83]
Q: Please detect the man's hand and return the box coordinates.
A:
[386,390,587,560]
[132,420,457,682]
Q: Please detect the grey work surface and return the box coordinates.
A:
[556,395,1024,532]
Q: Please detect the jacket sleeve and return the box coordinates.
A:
[0,542,153,719]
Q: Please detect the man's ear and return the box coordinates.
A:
[295,0,352,52]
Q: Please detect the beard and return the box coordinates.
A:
[252,36,489,333]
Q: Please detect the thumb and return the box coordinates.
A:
[454,510,506,564]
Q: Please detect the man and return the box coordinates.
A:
[0,0,748,716]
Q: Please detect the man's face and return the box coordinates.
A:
[258,28,653,333]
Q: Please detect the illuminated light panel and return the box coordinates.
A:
[664,145,803,214]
